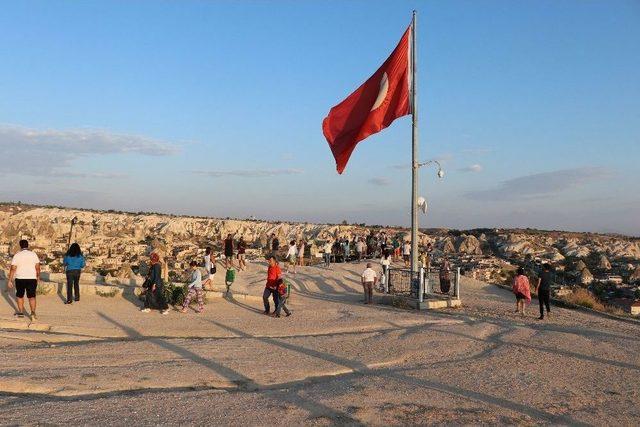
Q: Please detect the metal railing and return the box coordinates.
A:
[387,266,460,302]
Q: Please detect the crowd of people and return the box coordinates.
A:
[4,233,554,322]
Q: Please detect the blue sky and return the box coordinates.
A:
[1,0,639,235]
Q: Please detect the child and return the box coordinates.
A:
[225,267,236,293]
[273,278,291,317]
[181,261,204,313]
[285,240,297,274]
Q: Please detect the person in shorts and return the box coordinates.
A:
[512,267,531,316]
[7,239,41,321]
[402,241,411,267]
[285,240,297,274]
[237,236,247,271]
[223,234,235,269]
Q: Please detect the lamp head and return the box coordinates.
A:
[437,169,445,179]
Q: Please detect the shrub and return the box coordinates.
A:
[563,288,605,311]
[162,282,189,306]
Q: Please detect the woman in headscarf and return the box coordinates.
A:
[512,267,531,316]
[141,252,170,314]
[439,258,452,293]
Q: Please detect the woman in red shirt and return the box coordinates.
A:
[263,256,281,315]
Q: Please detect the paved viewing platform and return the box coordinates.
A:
[1,261,639,425]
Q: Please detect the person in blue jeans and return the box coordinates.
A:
[63,243,86,304]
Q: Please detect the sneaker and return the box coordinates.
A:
[14,312,25,318]
[161,309,170,315]
[141,308,151,313]
[30,313,37,322]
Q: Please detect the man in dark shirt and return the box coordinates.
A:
[536,263,553,320]
[271,234,280,258]
[223,234,234,269]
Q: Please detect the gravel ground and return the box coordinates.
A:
[0,261,638,425]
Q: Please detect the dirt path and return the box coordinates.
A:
[0,261,638,425]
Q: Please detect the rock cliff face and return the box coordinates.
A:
[0,204,639,281]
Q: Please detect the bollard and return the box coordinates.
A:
[455,267,461,299]
[384,269,389,293]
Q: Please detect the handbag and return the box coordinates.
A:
[210,265,217,274]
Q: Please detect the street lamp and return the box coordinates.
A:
[68,216,78,246]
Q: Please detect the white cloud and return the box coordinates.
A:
[192,169,303,178]
[459,164,483,173]
[465,167,610,201]
[0,124,179,176]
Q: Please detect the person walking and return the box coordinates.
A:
[270,233,280,258]
[141,252,170,314]
[392,238,401,262]
[203,247,216,290]
[223,234,235,269]
[273,278,292,317]
[536,264,553,320]
[323,240,333,267]
[439,258,452,293]
[512,267,532,316]
[263,256,281,315]
[361,263,378,304]
[297,240,305,267]
[285,240,297,274]
[180,261,204,313]
[7,239,40,321]
[237,237,247,271]
[63,243,85,304]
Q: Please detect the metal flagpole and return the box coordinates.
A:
[410,10,419,278]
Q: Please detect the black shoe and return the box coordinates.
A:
[285,312,292,317]
[263,310,270,315]
[65,301,73,305]
[538,316,544,320]
[74,298,80,302]
[14,312,25,318]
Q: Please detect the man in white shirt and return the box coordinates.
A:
[403,241,412,267]
[7,240,41,320]
[323,241,333,267]
[361,263,378,304]
[355,239,366,262]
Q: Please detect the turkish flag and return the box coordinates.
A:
[323,25,412,174]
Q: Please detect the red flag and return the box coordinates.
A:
[323,25,412,174]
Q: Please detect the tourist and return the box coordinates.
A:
[361,262,378,304]
[392,237,401,261]
[63,243,85,304]
[223,234,235,269]
[7,239,40,320]
[270,233,280,258]
[380,251,391,292]
[323,240,332,267]
[273,278,292,317]
[402,240,411,267]
[536,264,552,320]
[285,240,297,274]
[420,250,430,272]
[439,258,452,293]
[356,238,365,262]
[263,256,281,315]
[180,261,204,313]
[297,239,305,267]
[512,267,532,316]
[237,236,247,271]
[142,252,170,314]
[343,239,351,262]
[203,247,216,287]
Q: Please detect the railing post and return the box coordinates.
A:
[455,267,461,299]
[419,267,424,303]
